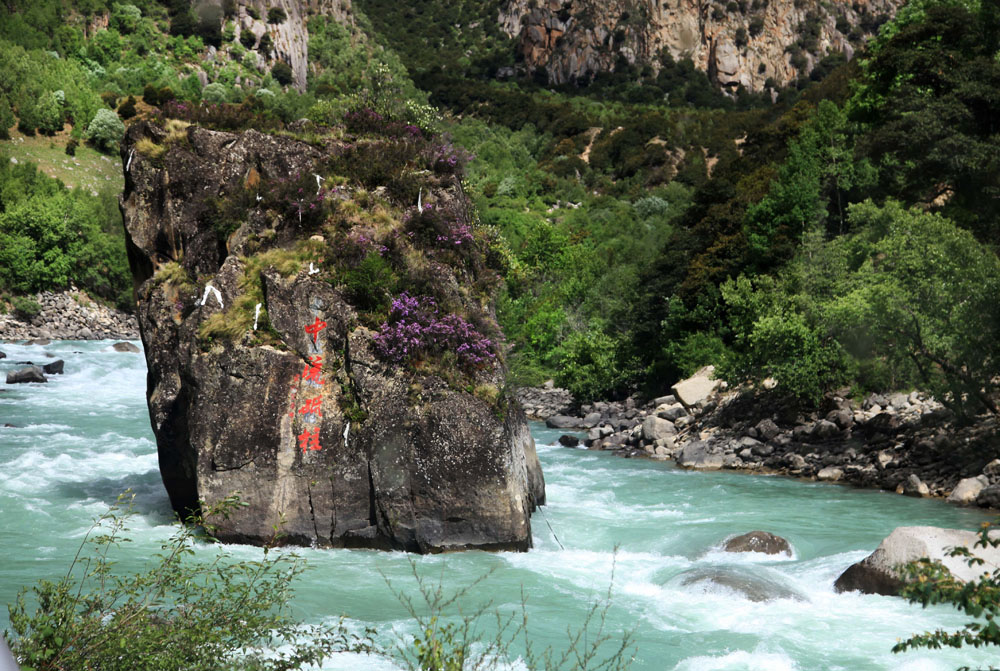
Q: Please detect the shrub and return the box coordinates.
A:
[11,295,41,317]
[86,108,126,153]
[201,82,229,103]
[0,97,14,140]
[143,83,160,106]
[258,32,272,53]
[373,293,496,370]
[239,29,256,49]
[556,326,633,402]
[7,493,368,671]
[267,6,287,23]
[65,137,78,156]
[110,3,142,34]
[246,6,260,19]
[271,61,293,86]
[118,95,137,119]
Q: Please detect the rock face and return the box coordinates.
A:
[834,526,1000,595]
[120,121,543,552]
[498,0,904,91]
[232,0,354,92]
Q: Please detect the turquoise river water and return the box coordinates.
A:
[0,340,996,670]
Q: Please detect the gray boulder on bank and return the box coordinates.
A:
[946,476,988,505]
[545,414,581,429]
[834,526,1000,595]
[671,365,721,410]
[724,530,792,556]
[677,440,724,469]
[976,484,1000,509]
[6,366,47,384]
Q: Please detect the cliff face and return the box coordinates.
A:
[499,0,903,91]
[221,0,355,91]
[120,120,544,552]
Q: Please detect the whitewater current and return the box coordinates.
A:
[0,340,995,670]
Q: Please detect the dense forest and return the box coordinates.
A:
[1,0,998,418]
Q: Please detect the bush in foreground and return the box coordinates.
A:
[6,493,365,671]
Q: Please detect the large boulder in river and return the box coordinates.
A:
[724,530,792,556]
[42,359,64,375]
[112,342,140,353]
[834,526,1000,595]
[6,366,47,384]
[120,121,543,553]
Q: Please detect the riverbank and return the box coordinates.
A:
[517,373,1000,510]
[0,290,138,341]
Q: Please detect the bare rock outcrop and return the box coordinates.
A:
[120,120,543,552]
[499,0,904,91]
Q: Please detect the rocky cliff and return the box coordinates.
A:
[499,0,903,91]
[120,119,544,552]
[200,0,355,92]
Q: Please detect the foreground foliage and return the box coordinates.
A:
[6,493,365,671]
[895,521,1000,669]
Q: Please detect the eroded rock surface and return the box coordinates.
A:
[121,121,542,552]
[499,0,904,91]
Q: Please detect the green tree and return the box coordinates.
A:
[271,61,293,86]
[824,200,1000,416]
[267,6,287,23]
[201,81,228,103]
[86,108,125,152]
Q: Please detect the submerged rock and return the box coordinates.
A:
[723,530,792,556]
[678,567,803,602]
[120,122,543,553]
[834,526,1000,595]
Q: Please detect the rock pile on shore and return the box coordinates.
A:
[0,290,138,341]
[530,368,1000,509]
[516,383,574,420]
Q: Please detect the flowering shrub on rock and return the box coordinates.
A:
[374,293,495,369]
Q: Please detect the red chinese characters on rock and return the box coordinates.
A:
[297,427,321,452]
[304,317,327,345]
[301,355,324,384]
[290,318,329,454]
